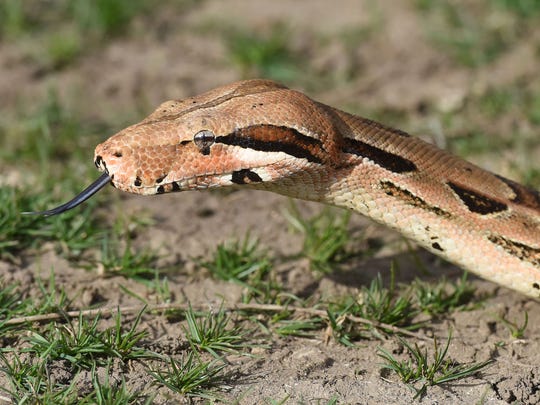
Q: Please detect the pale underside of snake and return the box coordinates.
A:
[27,80,540,298]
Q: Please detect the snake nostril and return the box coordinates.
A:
[113,151,123,158]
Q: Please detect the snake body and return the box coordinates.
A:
[33,80,540,297]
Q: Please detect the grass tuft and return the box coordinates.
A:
[31,271,70,316]
[0,280,28,321]
[0,186,100,259]
[149,352,227,400]
[80,364,145,404]
[327,270,418,345]
[274,317,325,339]
[98,236,160,281]
[284,203,354,274]
[24,309,153,371]
[377,332,493,399]
[0,272,71,338]
[200,235,270,283]
[0,353,78,403]
[498,311,529,339]
[356,271,417,327]
[413,272,477,315]
[183,303,254,358]
[199,234,282,303]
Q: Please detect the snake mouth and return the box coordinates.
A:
[22,173,112,217]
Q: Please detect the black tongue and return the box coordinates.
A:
[22,173,111,217]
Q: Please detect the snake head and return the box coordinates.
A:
[93,79,337,200]
[26,80,340,216]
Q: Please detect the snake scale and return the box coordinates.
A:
[28,80,540,298]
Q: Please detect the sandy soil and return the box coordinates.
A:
[1,1,539,403]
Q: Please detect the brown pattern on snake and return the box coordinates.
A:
[447,182,508,215]
[217,125,326,164]
[488,235,540,267]
[380,181,451,218]
[342,137,417,173]
[495,175,540,211]
[231,169,263,184]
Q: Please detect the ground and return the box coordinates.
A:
[0,1,540,404]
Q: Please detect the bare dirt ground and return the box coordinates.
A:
[1,1,540,404]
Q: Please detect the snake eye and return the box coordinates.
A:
[193,130,215,155]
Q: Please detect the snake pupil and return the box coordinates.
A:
[194,130,215,155]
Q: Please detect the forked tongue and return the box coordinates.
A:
[22,173,111,217]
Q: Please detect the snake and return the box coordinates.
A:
[26,79,540,298]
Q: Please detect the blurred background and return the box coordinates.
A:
[0,1,540,402]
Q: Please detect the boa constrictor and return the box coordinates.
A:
[28,80,540,298]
